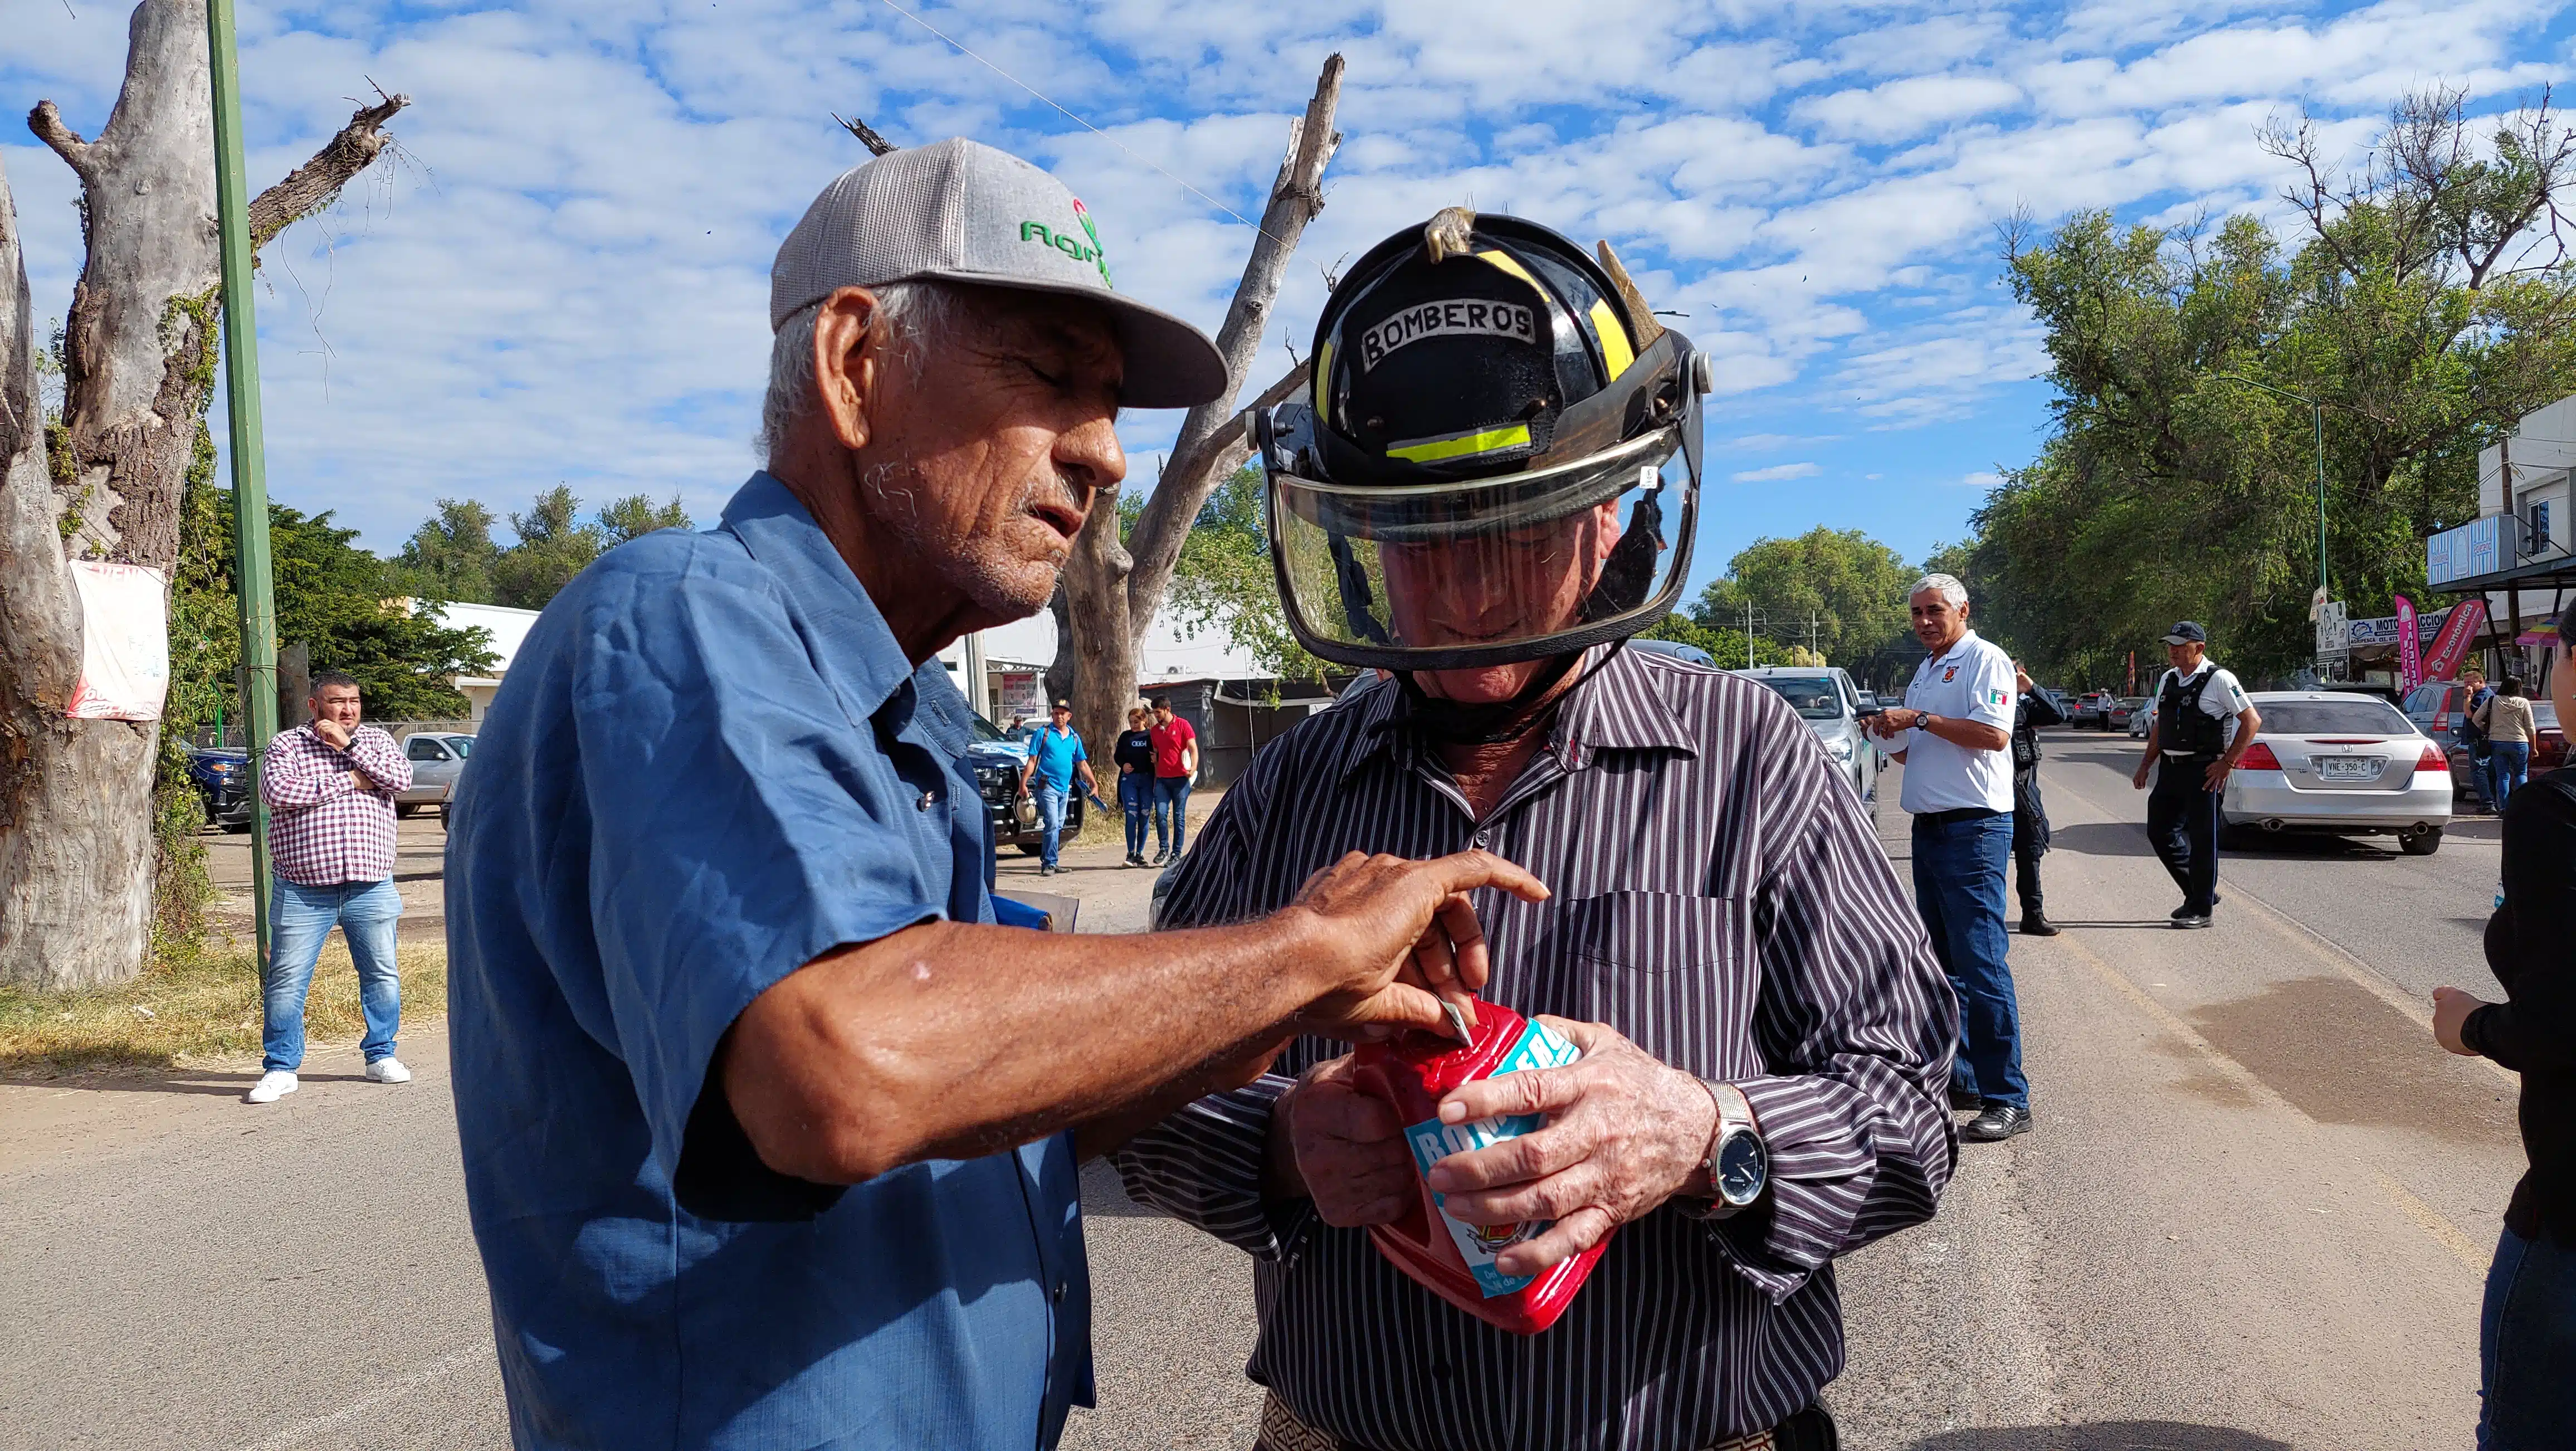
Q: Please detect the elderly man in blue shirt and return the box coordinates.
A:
[446,139,1543,1451]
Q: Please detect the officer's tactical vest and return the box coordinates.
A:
[2157,669,2228,755]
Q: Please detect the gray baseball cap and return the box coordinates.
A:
[771,138,1227,409]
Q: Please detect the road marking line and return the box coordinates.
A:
[2052,933,2487,1278]
[247,1342,490,1451]
[2373,1171,2489,1272]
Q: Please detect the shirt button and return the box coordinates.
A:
[918,790,938,811]
[1472,831,1490,849]
[1052,1278,1069,1303]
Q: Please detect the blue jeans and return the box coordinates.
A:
[1153,776,1191,858]
[263,877,403,1072]
[2480,1225,2576,1449]
[1911,811,2026,1109]
[1035,780,1070,869]
[1119,774,1150,858]
[2491,741,2530,811]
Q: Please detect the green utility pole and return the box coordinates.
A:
[208,0,280,963]
[2218,373,2330,600]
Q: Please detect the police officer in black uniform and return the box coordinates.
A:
[2010,660,2067,936]
[2131,622,2262,928]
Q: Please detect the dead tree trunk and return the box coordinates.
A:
[0,0,406,990]
[1060,55,1343,761]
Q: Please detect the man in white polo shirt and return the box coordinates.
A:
[1866,572,2028,1142]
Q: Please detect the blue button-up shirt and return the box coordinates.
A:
[446,473,1090,1450]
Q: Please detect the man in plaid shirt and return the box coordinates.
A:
[246,671,414,1105]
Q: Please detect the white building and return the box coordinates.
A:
[2426,396,2576,676]
[431,601,544,726]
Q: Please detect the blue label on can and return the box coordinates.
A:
[1399,1019,1582,1297]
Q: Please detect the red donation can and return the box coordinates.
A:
[1348,999,1611,1335]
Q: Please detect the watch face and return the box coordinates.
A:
[1716,1130,1768,1205]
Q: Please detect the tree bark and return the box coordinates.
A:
[0,0,407,989]
[1060,55,1343,759]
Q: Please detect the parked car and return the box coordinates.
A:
[397,732,475,820]
[2129,698,2155,738]
[2402,680,2569,798]
[2220,691,2451,854]
[185,746,252,831]
[2104,696,2148,734]
[1738,665,1880,801]
[965,713,1084,855]
[1629,638,1716,668]
[2069,690,2118,729]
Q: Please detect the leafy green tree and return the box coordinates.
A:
[1963,87,2576,685]
[596,493,692,545]
[1637,613,1788,669]
[232,503,499,719]
[1159,465,1333,684]
[396,498,503,604]
[1687,527,1916,668]
[484,486,600,609]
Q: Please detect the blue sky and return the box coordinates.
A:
[5,0,2572,601]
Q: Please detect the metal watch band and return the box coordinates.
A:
[1700,1079,1759,1212]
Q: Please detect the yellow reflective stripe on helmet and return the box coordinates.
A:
[1589,298,1635,381]
[1476,249,1541,289]
[1385,422,1533,464]
[1314,338,1334,415]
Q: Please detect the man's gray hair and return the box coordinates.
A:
[1910,572,1970,607]
[758,280,958,457]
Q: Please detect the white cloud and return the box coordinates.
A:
[1733,461,1824,481]
[1,0,2563,567]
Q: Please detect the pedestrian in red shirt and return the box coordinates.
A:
[1148,694,1198,865]
[248,671,414,1104]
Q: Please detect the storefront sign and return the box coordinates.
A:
[2426,517,2514,586]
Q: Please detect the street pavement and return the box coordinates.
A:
[0,732,2523,1449]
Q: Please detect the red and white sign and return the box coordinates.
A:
[63,561,169,722]
[2422,598,2487,682]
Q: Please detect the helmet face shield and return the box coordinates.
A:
[1264,410,1699,671]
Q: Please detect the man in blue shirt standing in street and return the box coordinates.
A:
[1021,699,1097,876]
[443,139,1541,1451]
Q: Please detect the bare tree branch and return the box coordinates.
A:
[25,101,97,182]
[1121,53,1343,631]
[834,113,899,156]
[248,89,409,250]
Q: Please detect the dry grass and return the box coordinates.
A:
[0,941,447,1078]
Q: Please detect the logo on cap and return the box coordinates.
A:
[1021,202,1115,290]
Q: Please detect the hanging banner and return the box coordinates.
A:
[2394,594,2423,692]
[63,561,170,722]
[2125,650,2136,697]
[2422,598,2488,681]
[2519,608,2563,650]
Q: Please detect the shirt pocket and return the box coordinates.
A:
[1546,890,1758,1079]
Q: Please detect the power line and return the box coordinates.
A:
[868,0,1290,247]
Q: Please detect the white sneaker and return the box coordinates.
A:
[365,1057,413,1085]
[246,1070,299,1104]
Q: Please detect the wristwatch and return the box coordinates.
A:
[1698,1080,1769,1215]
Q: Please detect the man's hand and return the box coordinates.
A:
[1866,707,1920,741]
[1285,850,1549,1039]
[313,718,352,750]
[1267,1055,1414,1226]
[2203,758,2233,792]
[1421,1017,1717,1277]
[2432,986,2487,1056]
[348,770,369,793]
[2131,758,2153,790]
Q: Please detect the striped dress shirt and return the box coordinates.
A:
[1113,648,1958,1451]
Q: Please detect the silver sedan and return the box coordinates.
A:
[397,732,475,820]
[2219,692,2451,855]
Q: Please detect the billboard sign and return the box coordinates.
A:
[2426,516,2515,586]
